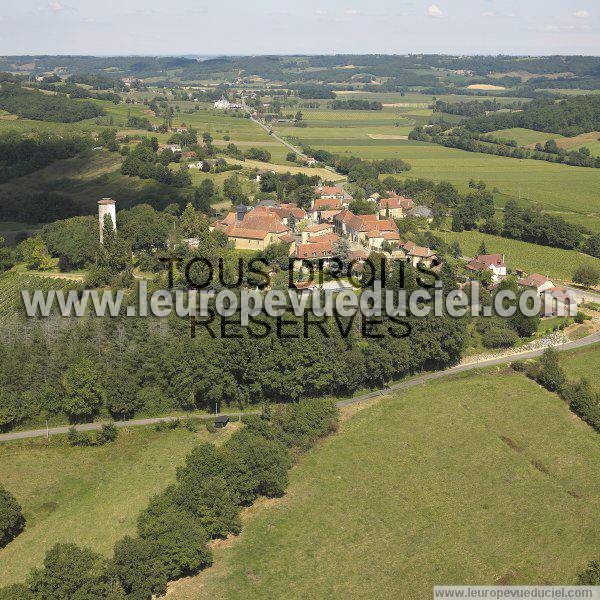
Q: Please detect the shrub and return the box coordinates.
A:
[577,560,600,584]
[0,485,25,548]
[95,423,119,444]
[562,378,600,431]
[535,348,567,393]
[482,326,519,349]
[271,398,339,451]
[510,359,528,373]
[67,426,92,447]
[572,264,600,287]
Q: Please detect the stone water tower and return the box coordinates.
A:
[98,198,116,244]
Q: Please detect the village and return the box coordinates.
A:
[165,182,581,317]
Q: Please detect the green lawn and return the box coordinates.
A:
[0,425,231,584]
[433,229,600,282]
[172,366,600,599]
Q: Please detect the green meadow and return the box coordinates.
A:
[0,424,239,585]
[433,229,600,282]
[172,364,600,599]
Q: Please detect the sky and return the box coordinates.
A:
[0,0,598,56]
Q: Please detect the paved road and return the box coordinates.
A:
[1,333,598,443]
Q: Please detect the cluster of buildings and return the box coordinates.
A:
[465,253,578,316]
[96,195,579,318]
[213,96,243,110]
[209,185,440,268]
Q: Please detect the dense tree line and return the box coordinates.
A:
[409,124,600,168]
[501,200,583,250]
[330,99,383,111]
[301,145,410,182]
[0,400,338,598]
[0,84,105,122]
[462,95,600,137]
[0,131,93,183]
[433,99,505,117]
[37,82,121,104]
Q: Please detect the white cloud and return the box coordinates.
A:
[427,4,443,18]
[49,1,63,11]
[573,10,590,19]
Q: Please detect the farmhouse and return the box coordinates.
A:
[518,273,555,294]
[379,196,414,219]
[403,241,437,267]
[466,253,506,283]
[541,286,578,317]
[314,185,344,200]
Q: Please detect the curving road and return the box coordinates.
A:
[1,333,598,443]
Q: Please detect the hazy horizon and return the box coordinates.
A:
[0,0,598,56]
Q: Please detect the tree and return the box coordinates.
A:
[0,485,25,548]
[137,495,212,578]
[194,180,216,214]
[61,359,105,422]
[224,430,291,503]
[223,175,247,205]
[536,348,567,393]
[572,264,600,287]
[27,543,123,599]
[477,241,488,255]
[583,233,600,259]
[112,536,168,598]
[19,235,54,270]
[179,203,203,238]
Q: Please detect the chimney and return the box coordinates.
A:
[98,198,116,244]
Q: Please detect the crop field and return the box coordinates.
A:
[274,108,600,231]
[0,270,80,317]
[333,91,530,105]
[432,229,600,282]
[0,426,222,585]
[171,366,600,599]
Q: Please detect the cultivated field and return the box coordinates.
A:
[171,364,600,599]
[274,103,600,232]
[433,229,600,282]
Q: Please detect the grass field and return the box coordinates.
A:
[433,229,600,282]
[559,343,600,391]
[171,365,600,599]
[0,425,235,585]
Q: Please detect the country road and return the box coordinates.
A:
[1,333,598,444]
